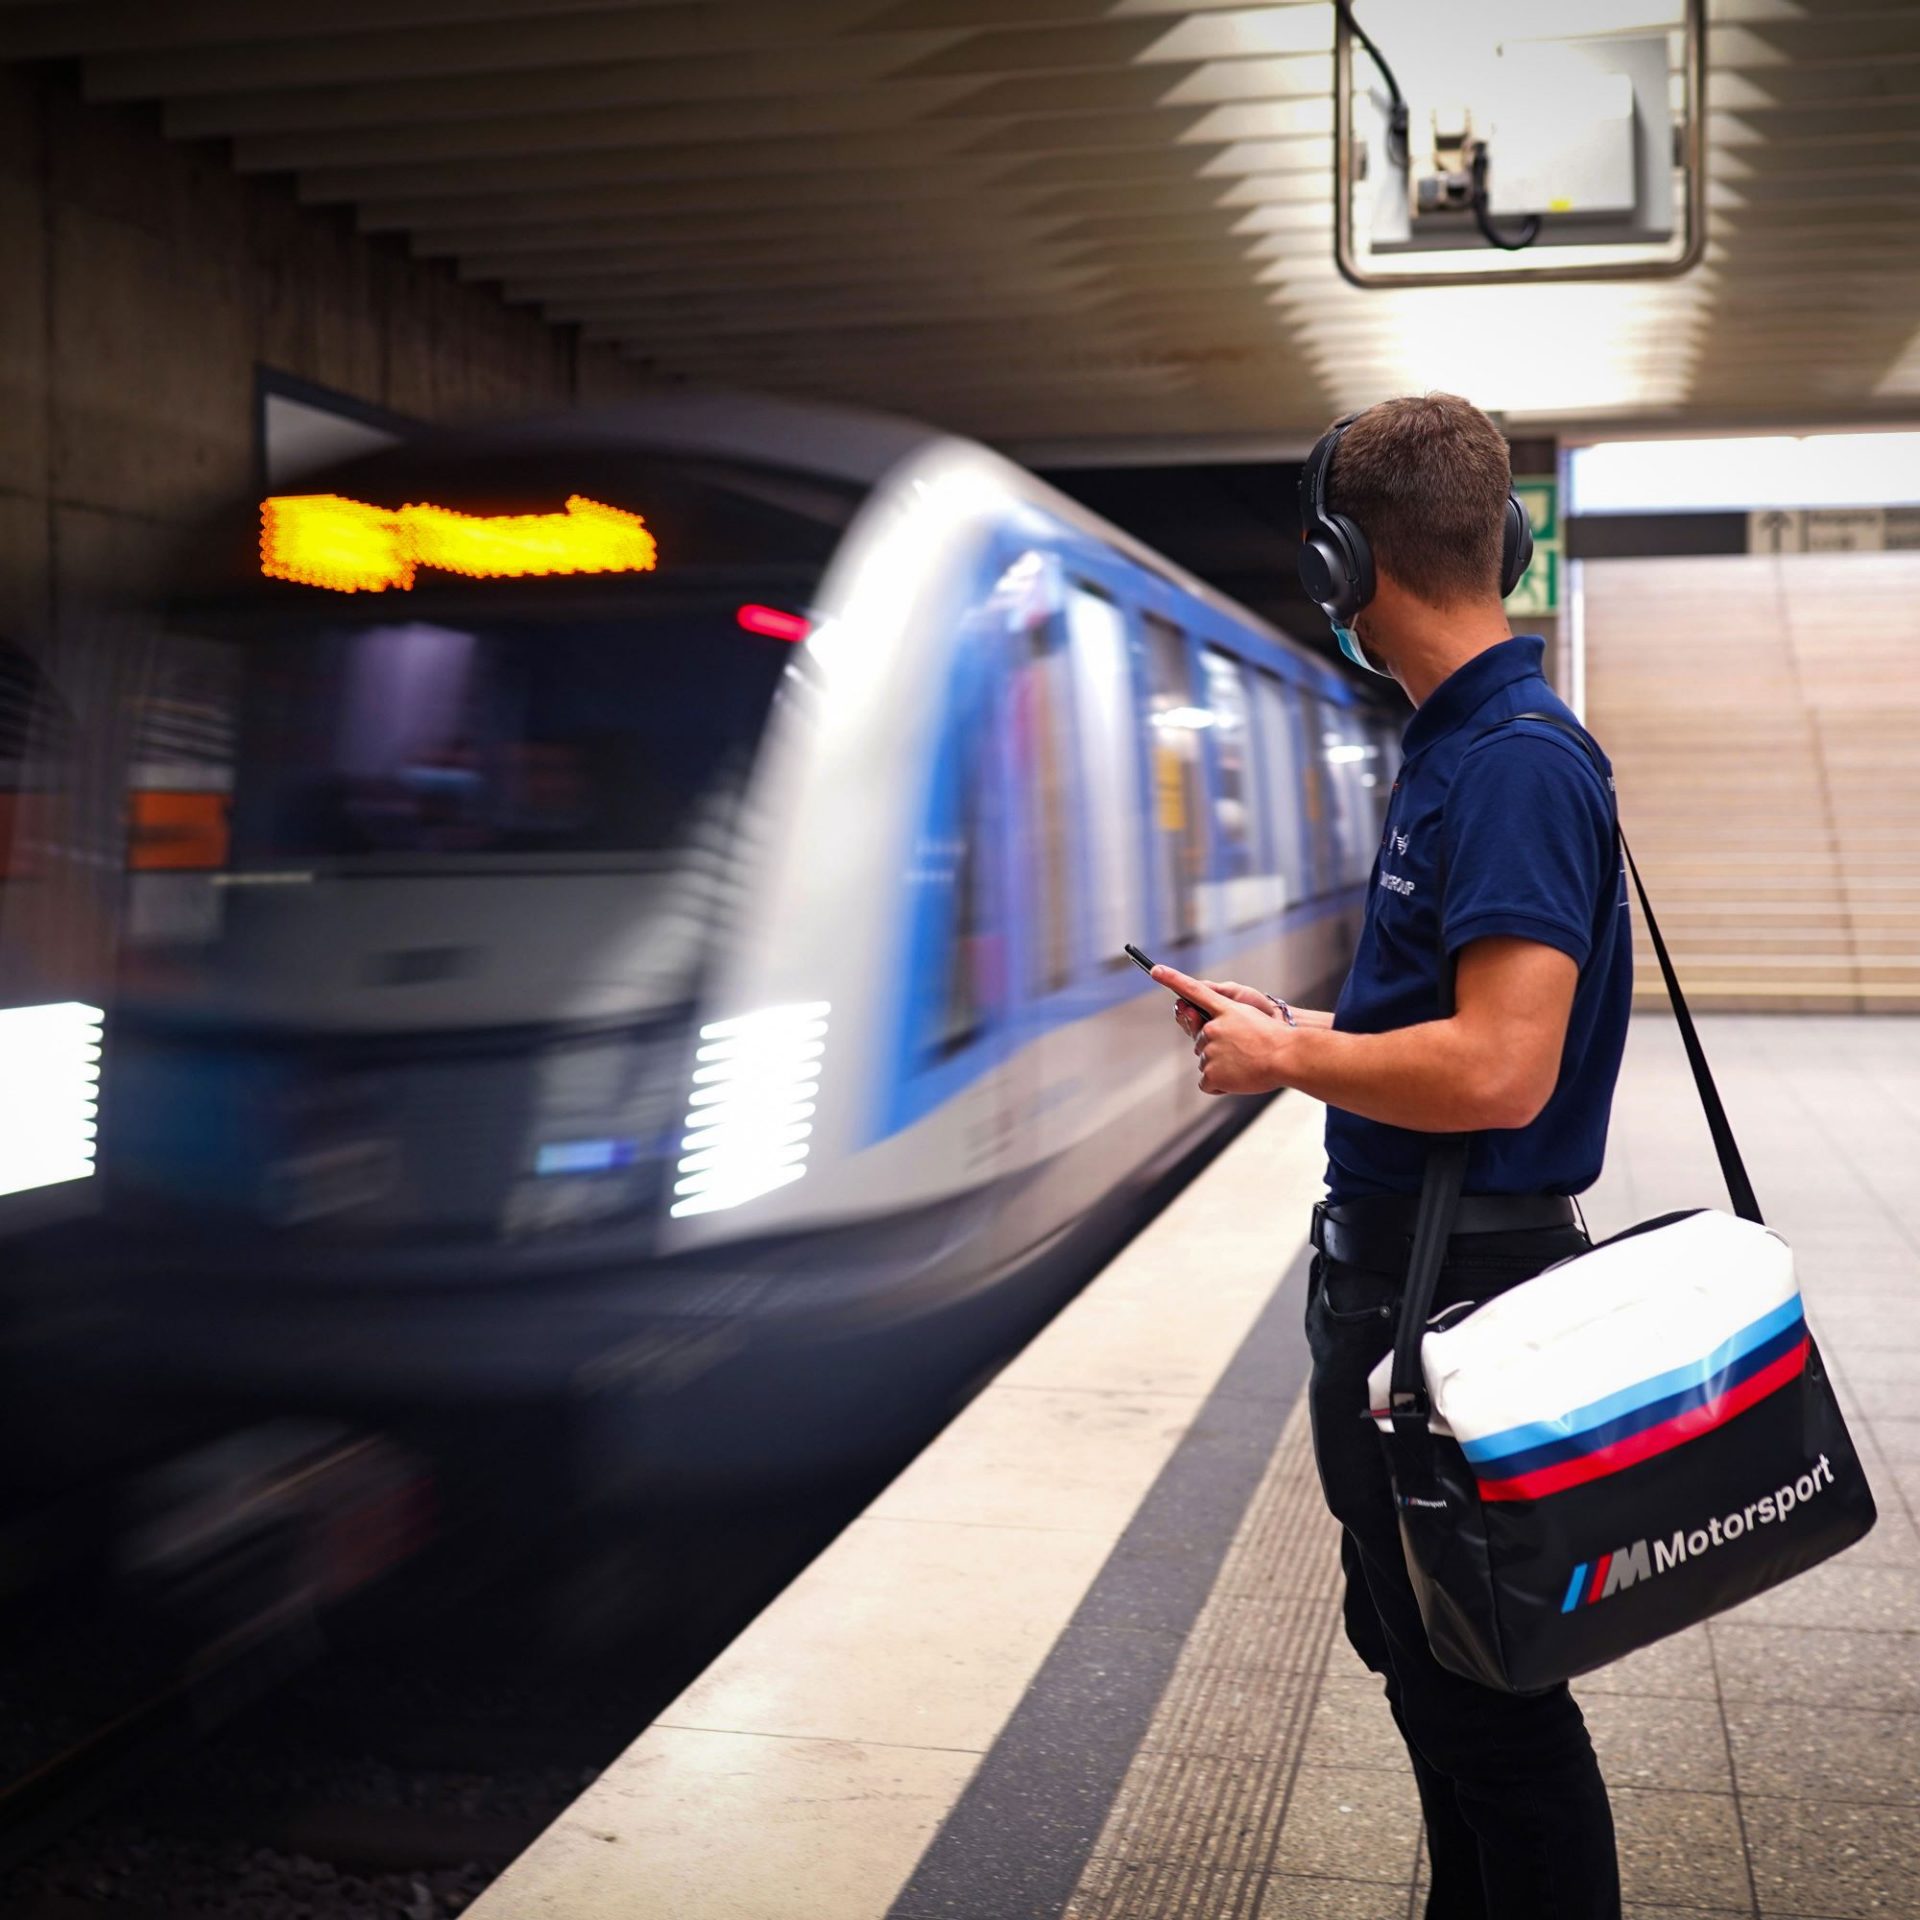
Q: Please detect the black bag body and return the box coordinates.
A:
[1375,717,1877,1694]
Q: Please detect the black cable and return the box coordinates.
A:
[1335,0,1408,166]
[1469,142,1540,252]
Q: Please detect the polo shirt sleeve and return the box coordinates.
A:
[1440,730,1613,967]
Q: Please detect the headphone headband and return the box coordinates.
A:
[1299,411,1359,539]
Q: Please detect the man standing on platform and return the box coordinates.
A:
[1153,393,1630,1920]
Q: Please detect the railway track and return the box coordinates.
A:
[0,1489,866,1919]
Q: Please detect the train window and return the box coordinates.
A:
[1316,701,1382,888]
[1065,584,1143,965]
[1250,670,1303,912]
[163,450,858,874]
[987,550,1081,1001]
[929,735,999,1059]
[1011,600,1079,998]
[1200,649,1268,929]
[1142,615,1205,947]
[216,612,795,865]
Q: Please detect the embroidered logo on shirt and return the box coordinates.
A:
[1379,872,1416,897]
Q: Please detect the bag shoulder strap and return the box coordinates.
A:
[1387,708,1762,1443]
[1502,712,1761,1227]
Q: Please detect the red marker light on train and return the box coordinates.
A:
[736,604,810,643]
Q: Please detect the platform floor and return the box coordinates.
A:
[470,1016,1920,1920]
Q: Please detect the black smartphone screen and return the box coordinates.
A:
[1126,943,1210,1021]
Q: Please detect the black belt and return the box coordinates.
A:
[1311,1192,1578,1275]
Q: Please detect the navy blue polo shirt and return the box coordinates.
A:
[1324,635,1631,1202]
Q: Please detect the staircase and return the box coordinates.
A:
[1581,550,1920,1013]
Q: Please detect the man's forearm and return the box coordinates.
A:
[1264,1017,1537,1132]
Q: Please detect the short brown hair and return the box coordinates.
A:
[1326,393,1513,607]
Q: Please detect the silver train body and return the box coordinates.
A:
[71,397,1397,1497]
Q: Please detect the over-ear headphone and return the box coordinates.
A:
[1296,412,1534,629]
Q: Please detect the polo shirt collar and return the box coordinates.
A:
[1401,634,1545,760]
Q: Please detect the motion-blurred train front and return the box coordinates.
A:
[58,396,1398,1512]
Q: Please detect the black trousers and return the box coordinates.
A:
[1305,1223,1622,1920]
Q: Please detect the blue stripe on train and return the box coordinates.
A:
[1460,1294,1807,1466]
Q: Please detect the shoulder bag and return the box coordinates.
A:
[1365,713,1877,1693]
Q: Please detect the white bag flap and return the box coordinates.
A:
[1366,1211,1800,1464]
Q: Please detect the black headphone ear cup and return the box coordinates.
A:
[1298,515,1373,626]
[1501,493,1534,598]
[1297,534,1350,618]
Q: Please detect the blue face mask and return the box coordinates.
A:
[1334,623,1390,678]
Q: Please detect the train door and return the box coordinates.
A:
[1059,570,1168,1173]
[1311,696,1381,982]
[879,543,1022,1205]
[1197,646,1275,947]
[998,547,1092,1210]
[1250,668,1308,922]
[1061,577,1147,982]
[1000,538,1186,1243]
[1138,611,1209,957]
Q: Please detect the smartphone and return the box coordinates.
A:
[1125,944,1210,1021]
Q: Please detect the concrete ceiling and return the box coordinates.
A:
[6,0,1919,450]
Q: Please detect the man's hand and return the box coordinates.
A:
[1165,975,1281,1041]
[1150,966,1293,1095]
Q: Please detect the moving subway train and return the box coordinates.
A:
[59,396,1397,1506]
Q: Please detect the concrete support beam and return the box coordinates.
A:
[454,216,1097,282]
[361,161,1030,236]
[163,34,955,140]
[84,0,907,99]
[230,80,983,173]
[412,198,1084,261]
[540,261,1109,320]
[441,203,1090,270]
[0,0,680,61]
[577,287,1119,346]
[501,250,1109,302]
[297,125,993,206]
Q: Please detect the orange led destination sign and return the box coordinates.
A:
[260,493,658,594]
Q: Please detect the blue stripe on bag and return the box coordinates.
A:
[1472,1317,1808,1482]
[1460,1294,1806,1466]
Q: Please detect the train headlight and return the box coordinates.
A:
[0,1002,103,1198]
[670,1002,828,1219]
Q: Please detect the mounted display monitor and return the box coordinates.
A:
[1335,0,1705,288]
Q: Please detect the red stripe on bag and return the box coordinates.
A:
[1477,1338,1810,1504]
[1586,1553,1612,1605]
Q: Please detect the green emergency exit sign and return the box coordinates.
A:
[1510,478,1560,616]
[1508,546,1560,619]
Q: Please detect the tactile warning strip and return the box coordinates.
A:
[1063,1397,1349,1919]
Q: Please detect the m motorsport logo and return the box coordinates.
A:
[1560,1454,1836,1613]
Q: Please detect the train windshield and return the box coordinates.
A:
[228,609,798,863]
[140,451,862,873]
